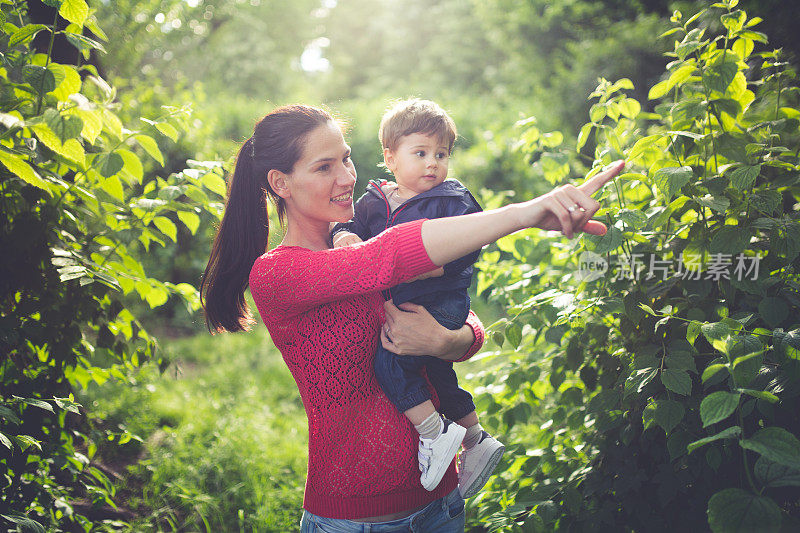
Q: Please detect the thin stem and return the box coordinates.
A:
[36,10,60,116]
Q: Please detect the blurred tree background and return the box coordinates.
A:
[84,0,799,335]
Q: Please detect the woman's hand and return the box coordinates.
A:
[380,300,472,360]
[519,160,625,238]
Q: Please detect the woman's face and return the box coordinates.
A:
[285,121,357,225]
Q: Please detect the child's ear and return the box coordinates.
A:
[267,169,291,200]
[383,148,396,172]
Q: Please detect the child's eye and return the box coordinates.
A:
[415,151,426,157]
[436,152,448,159]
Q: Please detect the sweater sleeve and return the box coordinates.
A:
[454,309,485,362]
[250,219,436,319]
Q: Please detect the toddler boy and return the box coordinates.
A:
[332,99,504,498]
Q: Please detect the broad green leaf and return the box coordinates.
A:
[732,37,754,60]
[135,135,164,165]
[728,165,761,191]
[589,103,606,123]
[624,367,658,397]
[653,399,684,434]
[587,225,623,254]
[618,98,641,119]
[738,388,778,403]
[576,123,592,151]
[627,134,663,163]
[74,108,103,144]
[13,434,42,452]
[101,175,124,202]
[617,209,648,230]
[741,427,800,469]
[9,24,48,47]
[202,172,227,197]
[758,297,788,328]
[59,0,88,26]
[20,398,54,413]
[639,303,656,316]
[505,323,522,349]
[652,166,692,200]
[177,211,200,234]
[666,350,696,373]
[732,351,763,387]
[97,152,123,178]
[154,216,177,242]
[144,285,169,308]
[44,109,84,142]
[117,149,143,184]
[700,391,740,427]
[721,10,746,33]
[687,320,702,345]
[710,225,750,255]
[707,488,781,533]
[661,369,691,395]
[22,65,56,93]
[64,32,106,55]
[0,406,21,425]
[702,363,728,383]
[687,425,741,453]
[0,150,49,192]
[0,513,46,533]
[649,79,671,100]
[667,63,697,90]
[703,60,739,93]
[48,63,81,101]
[156,122,179,142]
[702,321,732,353]
[0,432,11,449]
[755,457,800,488]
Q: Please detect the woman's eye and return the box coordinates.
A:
[318,164,330,172]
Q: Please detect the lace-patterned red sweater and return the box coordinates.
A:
[248,219,484,519]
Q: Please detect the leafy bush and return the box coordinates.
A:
[0,1,223,529]
[469,1,800,531]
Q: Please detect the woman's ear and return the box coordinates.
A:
[383,148,396,173]
[267,169,291,200]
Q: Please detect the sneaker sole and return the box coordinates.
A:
[459,444,505,499]
[421,424,467,491]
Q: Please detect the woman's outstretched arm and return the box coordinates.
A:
[420,161,624,266]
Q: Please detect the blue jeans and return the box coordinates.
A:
[299,488,465,532]
[374,291,475,422]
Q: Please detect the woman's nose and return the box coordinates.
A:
[338,163,357,184]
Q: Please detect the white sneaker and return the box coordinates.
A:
[457,432,505,498]
[418,418,467,491]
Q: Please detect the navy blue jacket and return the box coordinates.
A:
[332,178,482,305]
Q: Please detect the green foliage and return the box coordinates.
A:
[0,2,223,529]
[469,1,800,531]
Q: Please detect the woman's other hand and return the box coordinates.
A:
[381,299,472,360]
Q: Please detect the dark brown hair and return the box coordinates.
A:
[379,98,457,153]
[200,104,333,333]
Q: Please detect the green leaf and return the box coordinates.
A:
[661,369,692,395]
[639,303,656,316]
[687,320,703,345]
[649,79,672,100]
[22,65,56,94]
[505,323,522,349]
[0,432,11,450]
[755,457,800,488]
[0,513,46,533]
[45,110,84,142]
[0,406,21,425]
[707,488,781,533]
[702,321,732,353]
[687,425,741,453]
[653,399,685,434]
[136,134,164,165]
[118,148,143,184]
[741,427,800,469]
[738,388,778,403]
[156,122,179,142]
[202,172,227,197]
[728,165,761,191]
[666,350,696,373]
[101,175,124,202]
[627,134,663,163]
[13,434,42,452]
[710,225,751,255]
[721,10,746,33]
[59,0,88,26]
[703,60,739,93]
[576,123,592,151]
[732,351,764,387]
[0,150,50,192]
[98,152,124,178]
[9,24,48,47]
[702,363,728,383]
[64,32,106,54]
[20,398,54,413]
[154,216,177,242]
[653,166,692,200]
[143,285,169,308]
[700,391,740,427]
[758,297,788,328]
[176,211,200,235]
[618,98,641,119]
[624,368,658,397]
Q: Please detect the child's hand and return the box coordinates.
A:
[406,267,445,282]
[333,232,363,248]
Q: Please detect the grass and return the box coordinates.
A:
[80,326,307,532]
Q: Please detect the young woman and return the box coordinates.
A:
[201,104,624,532]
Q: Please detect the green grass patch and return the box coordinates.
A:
[81,327,307,532]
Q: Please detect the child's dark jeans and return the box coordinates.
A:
[374,290,476,423]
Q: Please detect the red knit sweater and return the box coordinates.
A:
[248,219,484,519]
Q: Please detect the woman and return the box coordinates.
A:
[201,105,623,531]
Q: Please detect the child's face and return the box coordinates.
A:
[384,132,449,195]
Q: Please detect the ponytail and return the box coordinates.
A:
[200,139,268,332]
[200,105,333,333]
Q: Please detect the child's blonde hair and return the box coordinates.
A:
[379,99,457,153]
